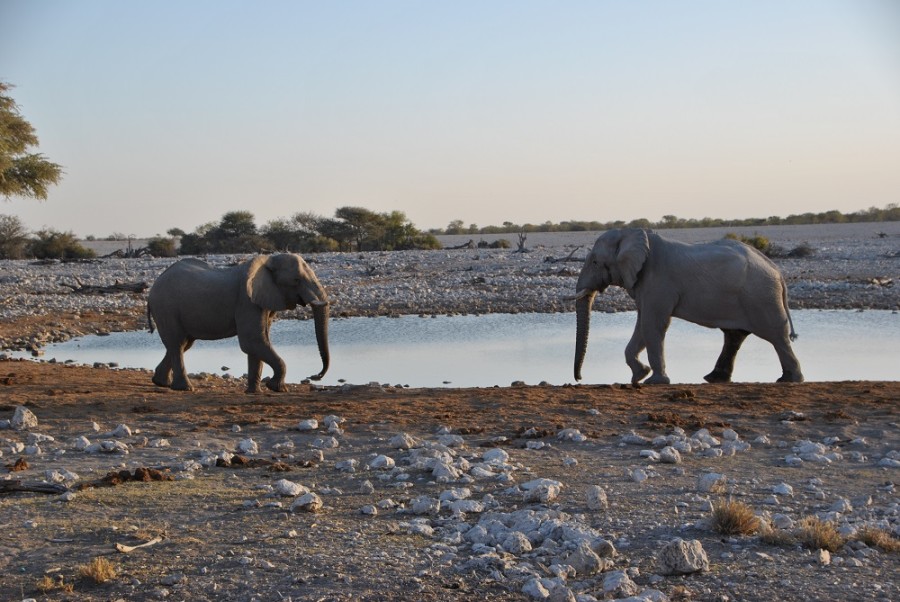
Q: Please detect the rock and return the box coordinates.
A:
[557,428,587,443]
[603,570,640,598]
[817,548,831,566]
[630,468,649,483]
[11,406,38,431]
[295,419,319,431]
[523,577,550,599]
[84,440,129,454]
[237,438,258,455]
[482,448,510,464]
[697,472,726,493]
[522,478,562,503]
[586,486,609,510]
[502,531,533,554]
[290,492,323,513]
[369,454,395,469]
[773,483,794,496]
[659,446,681,464]
[389,433,418,449]
[565,540,607,576]
[273,479,309,497]
[656,538,709,575]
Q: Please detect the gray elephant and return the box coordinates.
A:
[147,253,330,392]
[572,229,803,385]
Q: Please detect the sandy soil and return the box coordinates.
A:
[1,224,898,601]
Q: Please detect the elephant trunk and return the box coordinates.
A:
[574,291,597,381]
[310,302,330,381]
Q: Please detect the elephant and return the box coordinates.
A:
[572,229,803,385]
[147,253,330,393]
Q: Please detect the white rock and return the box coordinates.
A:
[274,479,309,497]
[369,454,395,469]
[659,446,682,464]
[829,498,852,513]
[482,448,510,464]
[697,473,726,493]
[566,541,606,576]
[438,434,465,447]
[237,438,258,455]
[295,419,319,431]
[523,578,550,600]
[602,570,640,597]
[85,440,129,454]
[817,548,831,566]
[722,428,739,441]
[360,504,378,516]
[621,431,651,445]
[359,480,375,494]
[656,538,709,575]
[312,436,340,449]
[335,459,358,472]
[522,478,562,503]
[11,406,38,431]
[773,483,794,496]
[389,433,417,449]
[290,492,323,513]
[410,496,440,515]
[586,486,608,510]
[557,428,587,443]
[640,450,661,461]
[502,531,533,554]
[630,468,649,483]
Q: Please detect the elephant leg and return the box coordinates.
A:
[245,353,263,393]
[625,316,651,384]
[641,313,672,385]
[152,352,173,387]
[704,329,750,383]
[170,339,195,391]
[773,338,804,383]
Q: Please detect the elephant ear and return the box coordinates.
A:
[246,255,290,311]
[616,229,650,291]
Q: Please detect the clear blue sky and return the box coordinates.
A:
[2,0,898,237]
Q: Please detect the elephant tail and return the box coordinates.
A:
[147,304,156,334]
[782,280,798,341]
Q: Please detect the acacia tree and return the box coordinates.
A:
[0,82,63,200]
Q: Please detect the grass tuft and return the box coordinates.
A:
[796,517,845,553]
[711,499,761,535]
[78,556,117,584]
[857,527,900,553]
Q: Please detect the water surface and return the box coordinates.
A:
[22,310,898,387]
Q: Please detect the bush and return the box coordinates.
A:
[146,236,177,257]
[0,214,29,259]
[28,228,95,260]
[711,499,760,535]
[725,233,771,255]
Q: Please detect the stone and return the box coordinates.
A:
[656,538,709,575]
[697,472,726,493]
[273,479,309,497]
[603,570,639,598]
[586,486,608,510]
[295,419,318,431]
[659,446,682,464]
[565,540,606,576]
[290,492,323,513]
[369,454,395,469]
[237,438,258,455]
[11,406,38,431]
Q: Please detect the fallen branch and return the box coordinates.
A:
[60,278,148,295]
[544,247,584,264]
[115,536,162,553]
[447,239,475,250]
[0,480,69,496]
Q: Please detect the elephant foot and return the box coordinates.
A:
[152,375,171,388]
[703,370,732,384]
[777,371,804,383]
[630,364,651,384]
[266,379,287,392]
[170,381,194,392]
[645,373,671,385]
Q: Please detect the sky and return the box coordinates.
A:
[1,1,899,238]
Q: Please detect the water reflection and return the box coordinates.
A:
[18,310,899,387]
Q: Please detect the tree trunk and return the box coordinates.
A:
[574,292,597,381]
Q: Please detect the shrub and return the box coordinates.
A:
[725,233,771,255]
[146,236,177,257]
[711,499,760,535]
[857,527,900,553]
[786,242,816,258]
[795,517,845,552]
[28,228,95,260]
[78,556,116,583]
[0,214,29,259]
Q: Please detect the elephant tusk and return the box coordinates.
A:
[563,289,593,302]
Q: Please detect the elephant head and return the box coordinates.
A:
[573,229,649,381]
[246,253,330,380]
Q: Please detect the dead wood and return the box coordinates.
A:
[543,246,585,263]
[0,480,69,495]
[60,278,148,295]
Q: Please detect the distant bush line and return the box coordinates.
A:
[431,204,900,235]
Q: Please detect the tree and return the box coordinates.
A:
[29,228,94,259]
[0,213,29,258]
[0,82,63,200]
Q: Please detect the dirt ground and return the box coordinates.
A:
[1,308,899,602]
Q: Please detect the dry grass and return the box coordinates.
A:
[78,557,117,584]
[796,517,845,553]
[759,522,797,547]
[711,499,761,535]
[856,527,900,553]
